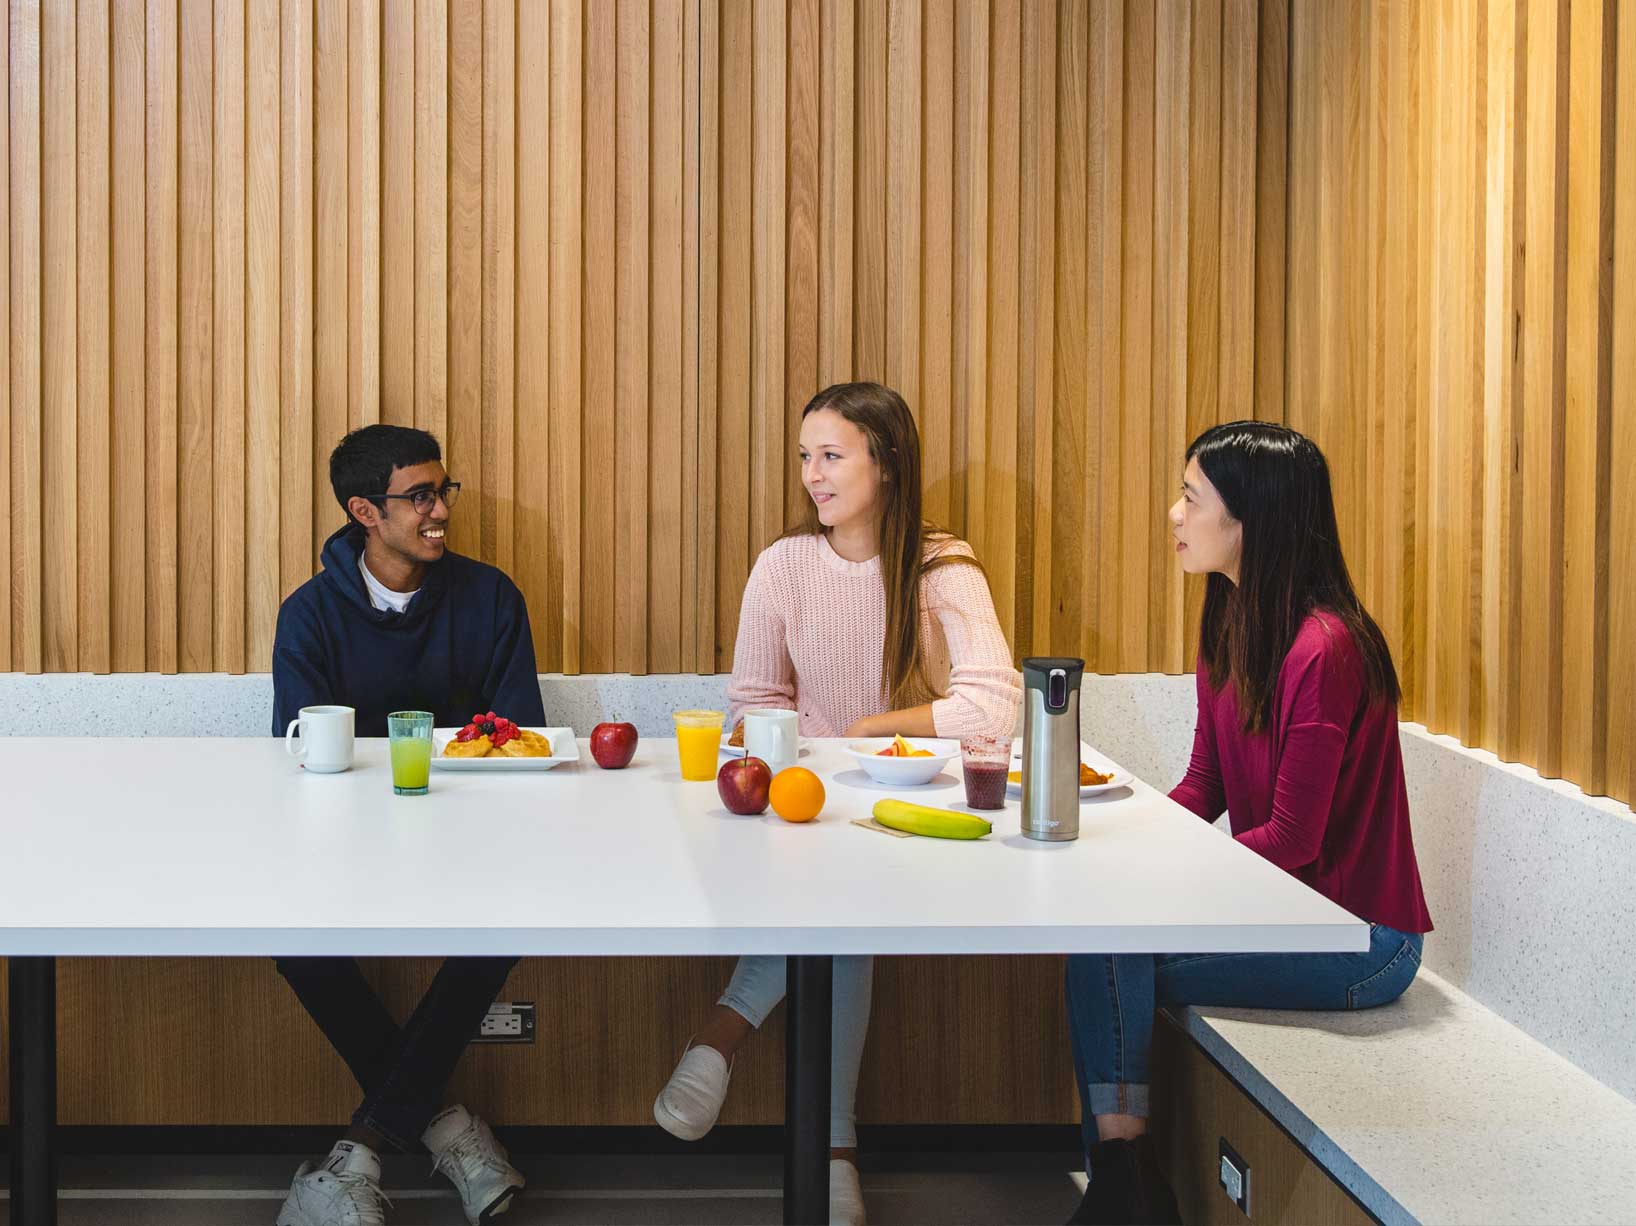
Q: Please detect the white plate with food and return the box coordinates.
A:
[844,736,960,786]
[432,723,580,771]
[1005,758,1133,797]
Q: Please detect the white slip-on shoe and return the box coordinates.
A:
[276,1140,391,1226]
[423,1105,525,1225]
[653,1042,733,1142]
[829,1157,867,1226]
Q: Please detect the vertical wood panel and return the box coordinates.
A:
[110,0,145,671]
[950,0,987,541]
[1611,0,1636,807]
[985,0,1020,644]
[1253,0,1286,421]
[682,0,702,670]
[1051,0,1088,660]
[482,0,515,576]
[348,0,380,432]
[651,0,687,671]
[1560,0,1615,793]
[580,0,615,672]
[0,0,11,674]
[312,0,347,555]
[413,0,446,443]
[77,0,111,675]
[615,0,650,674]
[1478,0,1523,760]
[544,0,577,673]
[380,0,412,428]
[1018,0,1055,659]
[211,0,243,673]
[176,0,208,671]
[750,0,786,554]
[852,0,886,381]
[884,0,920,412]
[1117,0,1154,671]
[1090,0,1125,673]
[515,0,549,664]
[818,0,854,388]
[11,0,42,675]
[279,0,313,598]
[1152,0,1189,672]
[445,0,481,560]
[1520,0,1568,776]
[143,0,177,672]
[43,0,79,673]
[784,0,819,528]
[245,0,278,668]
[919,0,953,526]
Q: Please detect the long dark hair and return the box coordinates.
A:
[786,382,983,709]
[1189,421,1399,733]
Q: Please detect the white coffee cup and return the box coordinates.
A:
[285,705,356,773]
[743,708,799,774]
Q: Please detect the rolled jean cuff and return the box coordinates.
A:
[350,1107,421,1155]
[717,990,773,1030]
[830,1124,857,1150]
[1085,1082,1150,1119]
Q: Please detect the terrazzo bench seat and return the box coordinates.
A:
[1154,969,1636,1226]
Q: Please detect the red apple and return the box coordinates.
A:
[717,755,772,815]
[590,722,639,769]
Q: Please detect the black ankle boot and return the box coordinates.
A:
[1065,1134,1182,1226]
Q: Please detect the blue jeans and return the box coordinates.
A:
[719,954,873,1149]
[275,956,519,1151]
[1066,924,1422,1159]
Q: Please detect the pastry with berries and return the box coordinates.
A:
[442,712,550,759]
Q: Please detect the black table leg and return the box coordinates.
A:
[8,956,57,1226]
[783,954,832,1226]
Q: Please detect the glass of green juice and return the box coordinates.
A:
[388,711,435,795]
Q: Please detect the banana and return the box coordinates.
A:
[871,798,992,840]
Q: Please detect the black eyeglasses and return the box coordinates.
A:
[373,482,461,515]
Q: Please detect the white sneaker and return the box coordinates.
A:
[277,1141,391,1226]
[653,1043,733,1142]
[829,1158,867,1226]
[423,1105,525,1225]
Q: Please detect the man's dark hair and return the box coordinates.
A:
[329,425,442,525]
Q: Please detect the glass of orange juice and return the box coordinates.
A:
[673,709,725,781]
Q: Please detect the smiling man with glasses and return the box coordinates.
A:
[270,423,544,1226]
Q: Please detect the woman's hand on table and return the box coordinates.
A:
[843,705,938,740]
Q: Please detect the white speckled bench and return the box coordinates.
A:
[1166,973,1636,1225]
[1078,676,1636,1225]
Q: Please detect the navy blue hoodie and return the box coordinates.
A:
[272,525,546,737]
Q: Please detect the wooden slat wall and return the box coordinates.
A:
[1285,0,1633,807]
[701,0,1261,674]
[6,0,702,683]
[7,0,1625,806]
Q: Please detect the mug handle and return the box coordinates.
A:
[285,717,307,758]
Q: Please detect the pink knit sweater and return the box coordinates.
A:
[726,532,1022,739]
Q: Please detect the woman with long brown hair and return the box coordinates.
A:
[653,382,1021,1224]
[1065,422,1432,1225]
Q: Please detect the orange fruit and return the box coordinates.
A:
[769,766,825,823]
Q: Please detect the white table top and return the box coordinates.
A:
[0,737,1365,957]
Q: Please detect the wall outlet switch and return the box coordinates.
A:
[1219,1137,1251,1215]
[473,1001,535,1044]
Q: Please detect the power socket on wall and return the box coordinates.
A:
[1219,1137,1251,1216]
[473,1001,536,1044]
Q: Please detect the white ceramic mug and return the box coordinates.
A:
[285,705,356,773]
[743,708,799,774]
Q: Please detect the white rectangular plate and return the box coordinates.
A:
[431,726,580,772]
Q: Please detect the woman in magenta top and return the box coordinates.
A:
[1066,422,1432,1226]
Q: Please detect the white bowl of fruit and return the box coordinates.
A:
[844,734,960,786]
